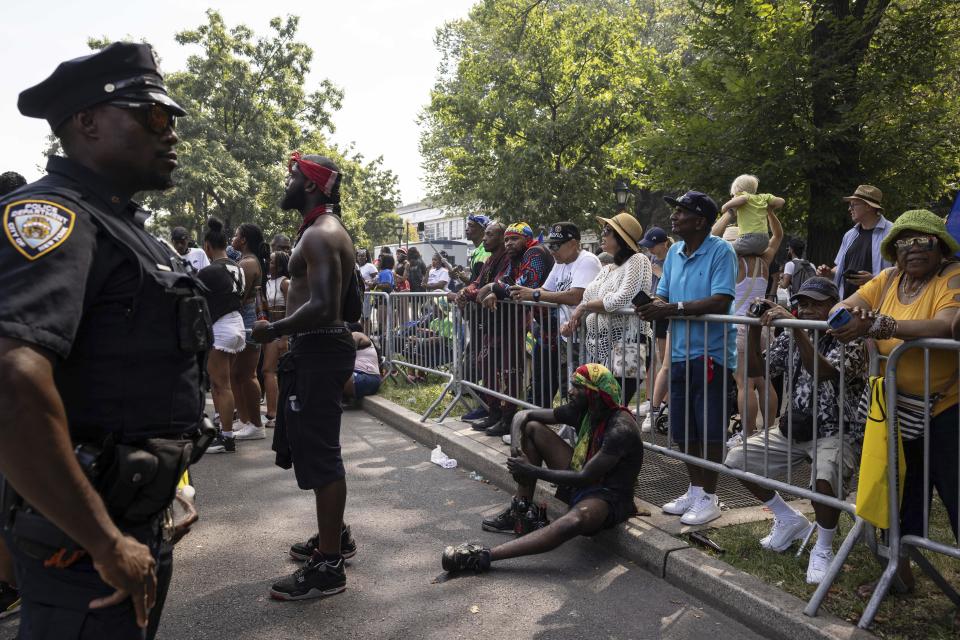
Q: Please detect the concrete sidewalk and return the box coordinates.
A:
[361,395,874,640]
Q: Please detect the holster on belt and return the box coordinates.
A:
[1,418,216,565]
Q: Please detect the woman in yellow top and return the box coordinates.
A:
[830,209,960,589]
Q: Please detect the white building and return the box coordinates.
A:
[396,201,467,242]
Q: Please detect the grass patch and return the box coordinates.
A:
[700,502,959,639]
[378,371,458,418]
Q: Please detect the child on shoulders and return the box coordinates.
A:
[717,174,785,256]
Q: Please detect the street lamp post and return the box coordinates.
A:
[613,178,631,213]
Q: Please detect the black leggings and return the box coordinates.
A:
[900,403,959,541]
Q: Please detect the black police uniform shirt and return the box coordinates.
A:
[0,155,204,439]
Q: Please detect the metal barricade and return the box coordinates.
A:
[859,338,960,629]
[385,292,459,422]
[390,295,892,619]
[362,291,393,364]
[633,312,868,617]
[450,298,575,419]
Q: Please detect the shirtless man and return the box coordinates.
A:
[252,152,358,600]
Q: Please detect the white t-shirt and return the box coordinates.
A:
[783,260,796,276]
[359,262,379,286]
[182,247,210,272]
[543,250,602,333]
[427,267,450,291]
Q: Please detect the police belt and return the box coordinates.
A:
[1,418,216,562]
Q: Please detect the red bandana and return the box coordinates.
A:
[288,151,339,197]
[297,204,335,239]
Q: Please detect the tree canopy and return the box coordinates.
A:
[85,11,401,249]
[420,0,664,229]
[421,0,960,261]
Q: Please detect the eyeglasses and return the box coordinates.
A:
[894,236,937,252]
[547,240,569,252]
[109,101,176,134]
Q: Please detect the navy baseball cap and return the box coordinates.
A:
[639,226,668,248]
[547,221,580,243]
[790,277,839,305]
[19,42,186,130]
[663,191,719,220]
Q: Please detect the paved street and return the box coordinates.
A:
[3,409,763,640]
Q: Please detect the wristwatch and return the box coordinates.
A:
[676,301,685,316]
[533,289,541,302]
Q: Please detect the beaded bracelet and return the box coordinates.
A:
[868,313,897,340]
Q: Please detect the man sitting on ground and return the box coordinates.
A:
[723,277,866,584]
[441,364,643,573]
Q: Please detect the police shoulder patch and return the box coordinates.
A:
[3,199,77,260]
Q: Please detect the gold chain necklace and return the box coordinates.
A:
[899,273,932,299]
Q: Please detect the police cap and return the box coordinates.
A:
[18,42,186,130]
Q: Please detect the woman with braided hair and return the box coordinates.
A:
[441,364,644,574]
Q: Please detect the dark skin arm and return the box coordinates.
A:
[636,294,734,321]
[508,450,620,488]
[507,408,561,457]
[0,338,156,626]
[252,227,342,340]
[509,285,585,307]
[745,302,839,381]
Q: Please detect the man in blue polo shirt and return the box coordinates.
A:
[636,190,736,525]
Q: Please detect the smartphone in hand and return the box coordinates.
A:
[632,290,652,307]
[827,307,852,330]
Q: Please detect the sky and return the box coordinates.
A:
[0,0,478,205]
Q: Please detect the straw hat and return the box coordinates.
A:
[596,212,643,253]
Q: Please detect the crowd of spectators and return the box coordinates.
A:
[353,180,960,590]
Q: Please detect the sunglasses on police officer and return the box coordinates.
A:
[109,101,177,134]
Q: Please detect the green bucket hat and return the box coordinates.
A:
[880,209,960,262]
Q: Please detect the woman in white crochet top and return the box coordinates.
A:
[561,213,651,404]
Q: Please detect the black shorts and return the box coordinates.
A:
[274,328,356,490]
[556,486,636,531]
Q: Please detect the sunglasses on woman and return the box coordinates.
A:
[109,101,176,134]
[894,236,937,252]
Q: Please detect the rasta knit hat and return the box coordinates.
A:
[880,209,960,262]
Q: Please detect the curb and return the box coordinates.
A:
[360,395,874,640]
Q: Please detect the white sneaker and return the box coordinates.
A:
[680,494,722,525]
[806,546,835,584]
[636,400,651,417]
[641,414,652,433]
[663,491,697,515]
[233,422,266,440]
[760,513,813,552]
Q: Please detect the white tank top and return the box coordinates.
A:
[266,277,287,309]
[734,257,767,316]
[354,344,380,376]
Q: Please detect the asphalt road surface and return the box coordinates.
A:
[3,410,764,640]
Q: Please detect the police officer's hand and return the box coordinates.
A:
[251,320,272,343]
[89,534,157,628]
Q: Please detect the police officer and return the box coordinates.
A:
[0,43,205,638]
